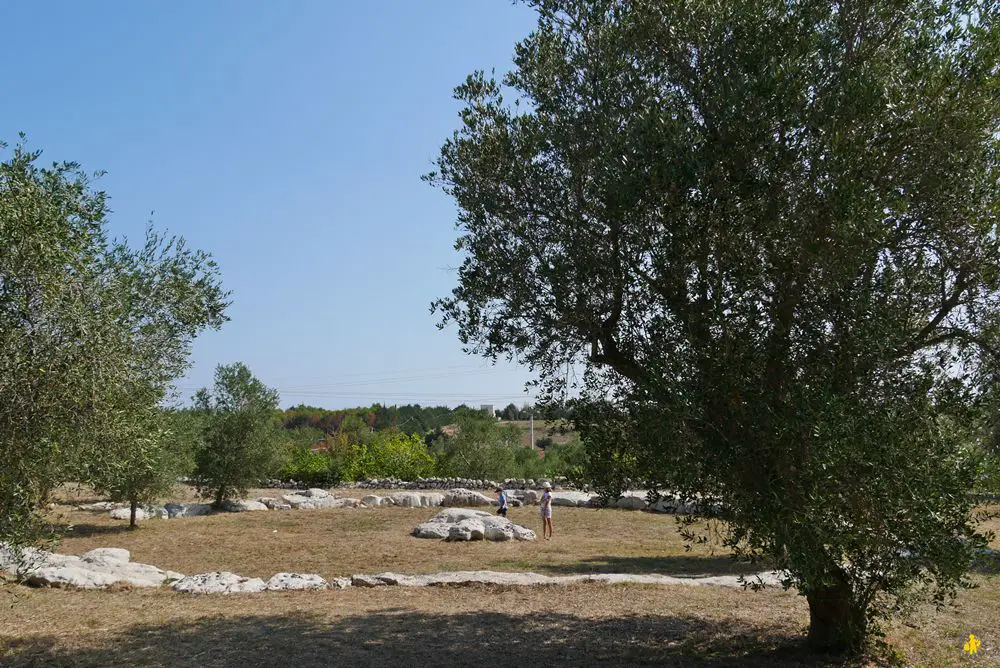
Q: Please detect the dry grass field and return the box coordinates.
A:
[1,490,997,667]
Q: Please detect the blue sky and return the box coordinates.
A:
[1,0,541,409]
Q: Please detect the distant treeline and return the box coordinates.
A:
[278,402,571,437]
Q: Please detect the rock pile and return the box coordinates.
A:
[413,508,536,542]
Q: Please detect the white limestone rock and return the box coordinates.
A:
[613,493,648,510]
[266,572,328,591]
[222,499,269,512]
[447,518,486,542]
[391,492,444,508]
[442,488,494,507]
[82,548,130,563]
[412,522,451,539]
[351,574,386,588]
[77,501,122,512]
[413,508,535,542]
[109,507,150,522]
[172,572,267,594]
[549,491,597,507]
[165,503,213,518]
[256,497,293,511]
[282,493,343,510]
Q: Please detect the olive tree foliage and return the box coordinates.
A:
[194,363,280,508]
[0,139,228,544]
[428,0,998,654]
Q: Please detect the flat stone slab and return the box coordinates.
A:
[266,572,328,591]
[367,570,784,589]
[171,572,267,594]
[222,499,269,512]
[550,491,599,507]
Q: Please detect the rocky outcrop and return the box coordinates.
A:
[0,544,183,589]
[413,508,536,542]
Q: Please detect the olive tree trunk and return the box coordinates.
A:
[804,568,867,655]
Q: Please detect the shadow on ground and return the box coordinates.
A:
[537,554,769,577]
[3,608,852,668]
[56,523,137,538]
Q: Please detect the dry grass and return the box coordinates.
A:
[45,490,761,580]
[1,491,996,667]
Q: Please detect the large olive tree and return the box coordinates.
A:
[428,0,999,654]
[1,139,228,544]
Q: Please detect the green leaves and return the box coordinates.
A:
[0,139,229,543]
[194,362,280,508]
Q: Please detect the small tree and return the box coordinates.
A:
[89,411,184,528]
[0,139,227,546]
[194,363,280,508]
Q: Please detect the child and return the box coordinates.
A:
[495,487,508,517]
[540,481,553,539]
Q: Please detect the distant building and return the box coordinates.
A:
[480,404,496,419]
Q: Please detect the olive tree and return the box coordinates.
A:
[428,0,999,654]
[194,362,280,508]
[0,139,228,545]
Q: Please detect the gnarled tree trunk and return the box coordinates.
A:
[805,567,867,655]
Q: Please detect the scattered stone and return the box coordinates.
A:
[266,572,328,591]
[362,495,389,507]
[329,577,352,589]
[171,572,267,594]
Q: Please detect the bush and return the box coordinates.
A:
[280,446,339,487]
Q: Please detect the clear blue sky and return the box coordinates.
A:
[1,0,541,410]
